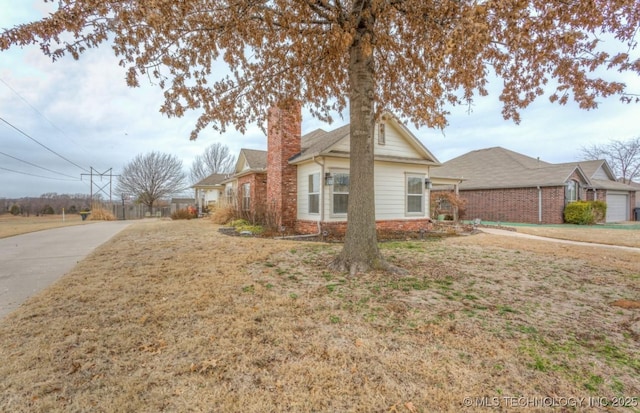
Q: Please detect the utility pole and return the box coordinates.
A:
[81,167,120,209]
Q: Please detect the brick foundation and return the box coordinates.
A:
[295,219,435,238]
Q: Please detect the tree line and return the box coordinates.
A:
[1,193,95,216]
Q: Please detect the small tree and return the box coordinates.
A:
[9,205,20,216]
[116,152,187,213]
[581,137,640,184]
[190,143,236,184]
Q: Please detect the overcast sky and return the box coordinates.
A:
[1,1,639,199]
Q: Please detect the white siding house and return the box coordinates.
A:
[290,113,439,231]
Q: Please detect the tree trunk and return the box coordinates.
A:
[330,0,398,275]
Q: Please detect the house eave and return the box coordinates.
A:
[223,168,267,183]
[289,152,440,166]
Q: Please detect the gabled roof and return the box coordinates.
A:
[297,124,351,161]
[192,173,226,188]
[573,159,616,180]
[432,147,591,190]
[290,113,440,165]
[235,148,267,173]
[560,159,637,191]
[241,148,267,170]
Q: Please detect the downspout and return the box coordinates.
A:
[537,186,542,224]
[280,156,324,239]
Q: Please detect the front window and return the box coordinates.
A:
[332,172,349,215]
[225,187,235,206]
[565,180,578,203]
[308,173,320,214]
[406,174,425,214]
[242,183,251,211]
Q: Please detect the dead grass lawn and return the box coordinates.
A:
[0,220,638,412]
[0,214,92,239]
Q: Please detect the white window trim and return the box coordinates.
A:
[565,180,579,203]
[308,173,320,215]
[331,169,349,217]
[242,183,251,211]
[405,172,426,216]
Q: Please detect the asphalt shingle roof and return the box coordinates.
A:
[431,147,588,190]
[193,173,227,187]
[240,148,267,170]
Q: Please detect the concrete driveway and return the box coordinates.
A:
[481,227,640,252]
[0,221,132,320]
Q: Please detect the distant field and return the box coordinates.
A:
[0,214,92,239]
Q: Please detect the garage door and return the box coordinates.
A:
[606,193,629,222]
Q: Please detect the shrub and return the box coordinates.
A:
[88,208,116,221]
[210,206,235,224]
[564,201,594,225]
[235,224,264,235]
[590,200,607,223]
[9,205,20,216]
[228,218,263,234]
[171,208,197,220]
[229,219,250,227]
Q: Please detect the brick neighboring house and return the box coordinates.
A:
[572,160,637,222]
[221,104,443,235]
[223,148,268,220]
[431,147,636,224]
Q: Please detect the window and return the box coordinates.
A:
[225,187,235,206]
[332,172,349,215]
[378,122,386,145]
[406,174,425,214]
[308,173,320,214]
[565,180,578,203]
[242,183,251,211]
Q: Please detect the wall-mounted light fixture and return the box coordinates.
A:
[424,178,432,190]
[325,172,334,186]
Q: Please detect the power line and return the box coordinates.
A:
[0,150,79,179]
[0,116,90,173]
[0,77,91,156]
[0,166,82,181]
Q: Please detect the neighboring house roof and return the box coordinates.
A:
[241,148,268,170]
[589,178,638,191]
[572,159,616,180]
[192,173,227,188]
[565,159,637,191]
[228,148,267,181]
[432,147,591,190]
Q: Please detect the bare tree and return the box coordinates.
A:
[190,143,236,184]
[116,152,187,212]
[2,0,638,273]
[581,137,640,184]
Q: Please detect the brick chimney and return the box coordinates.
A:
[267,102,301,229]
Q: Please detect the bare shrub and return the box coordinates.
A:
[210,206,236,224]
[88,208,116,221]
[171,209,197,220]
